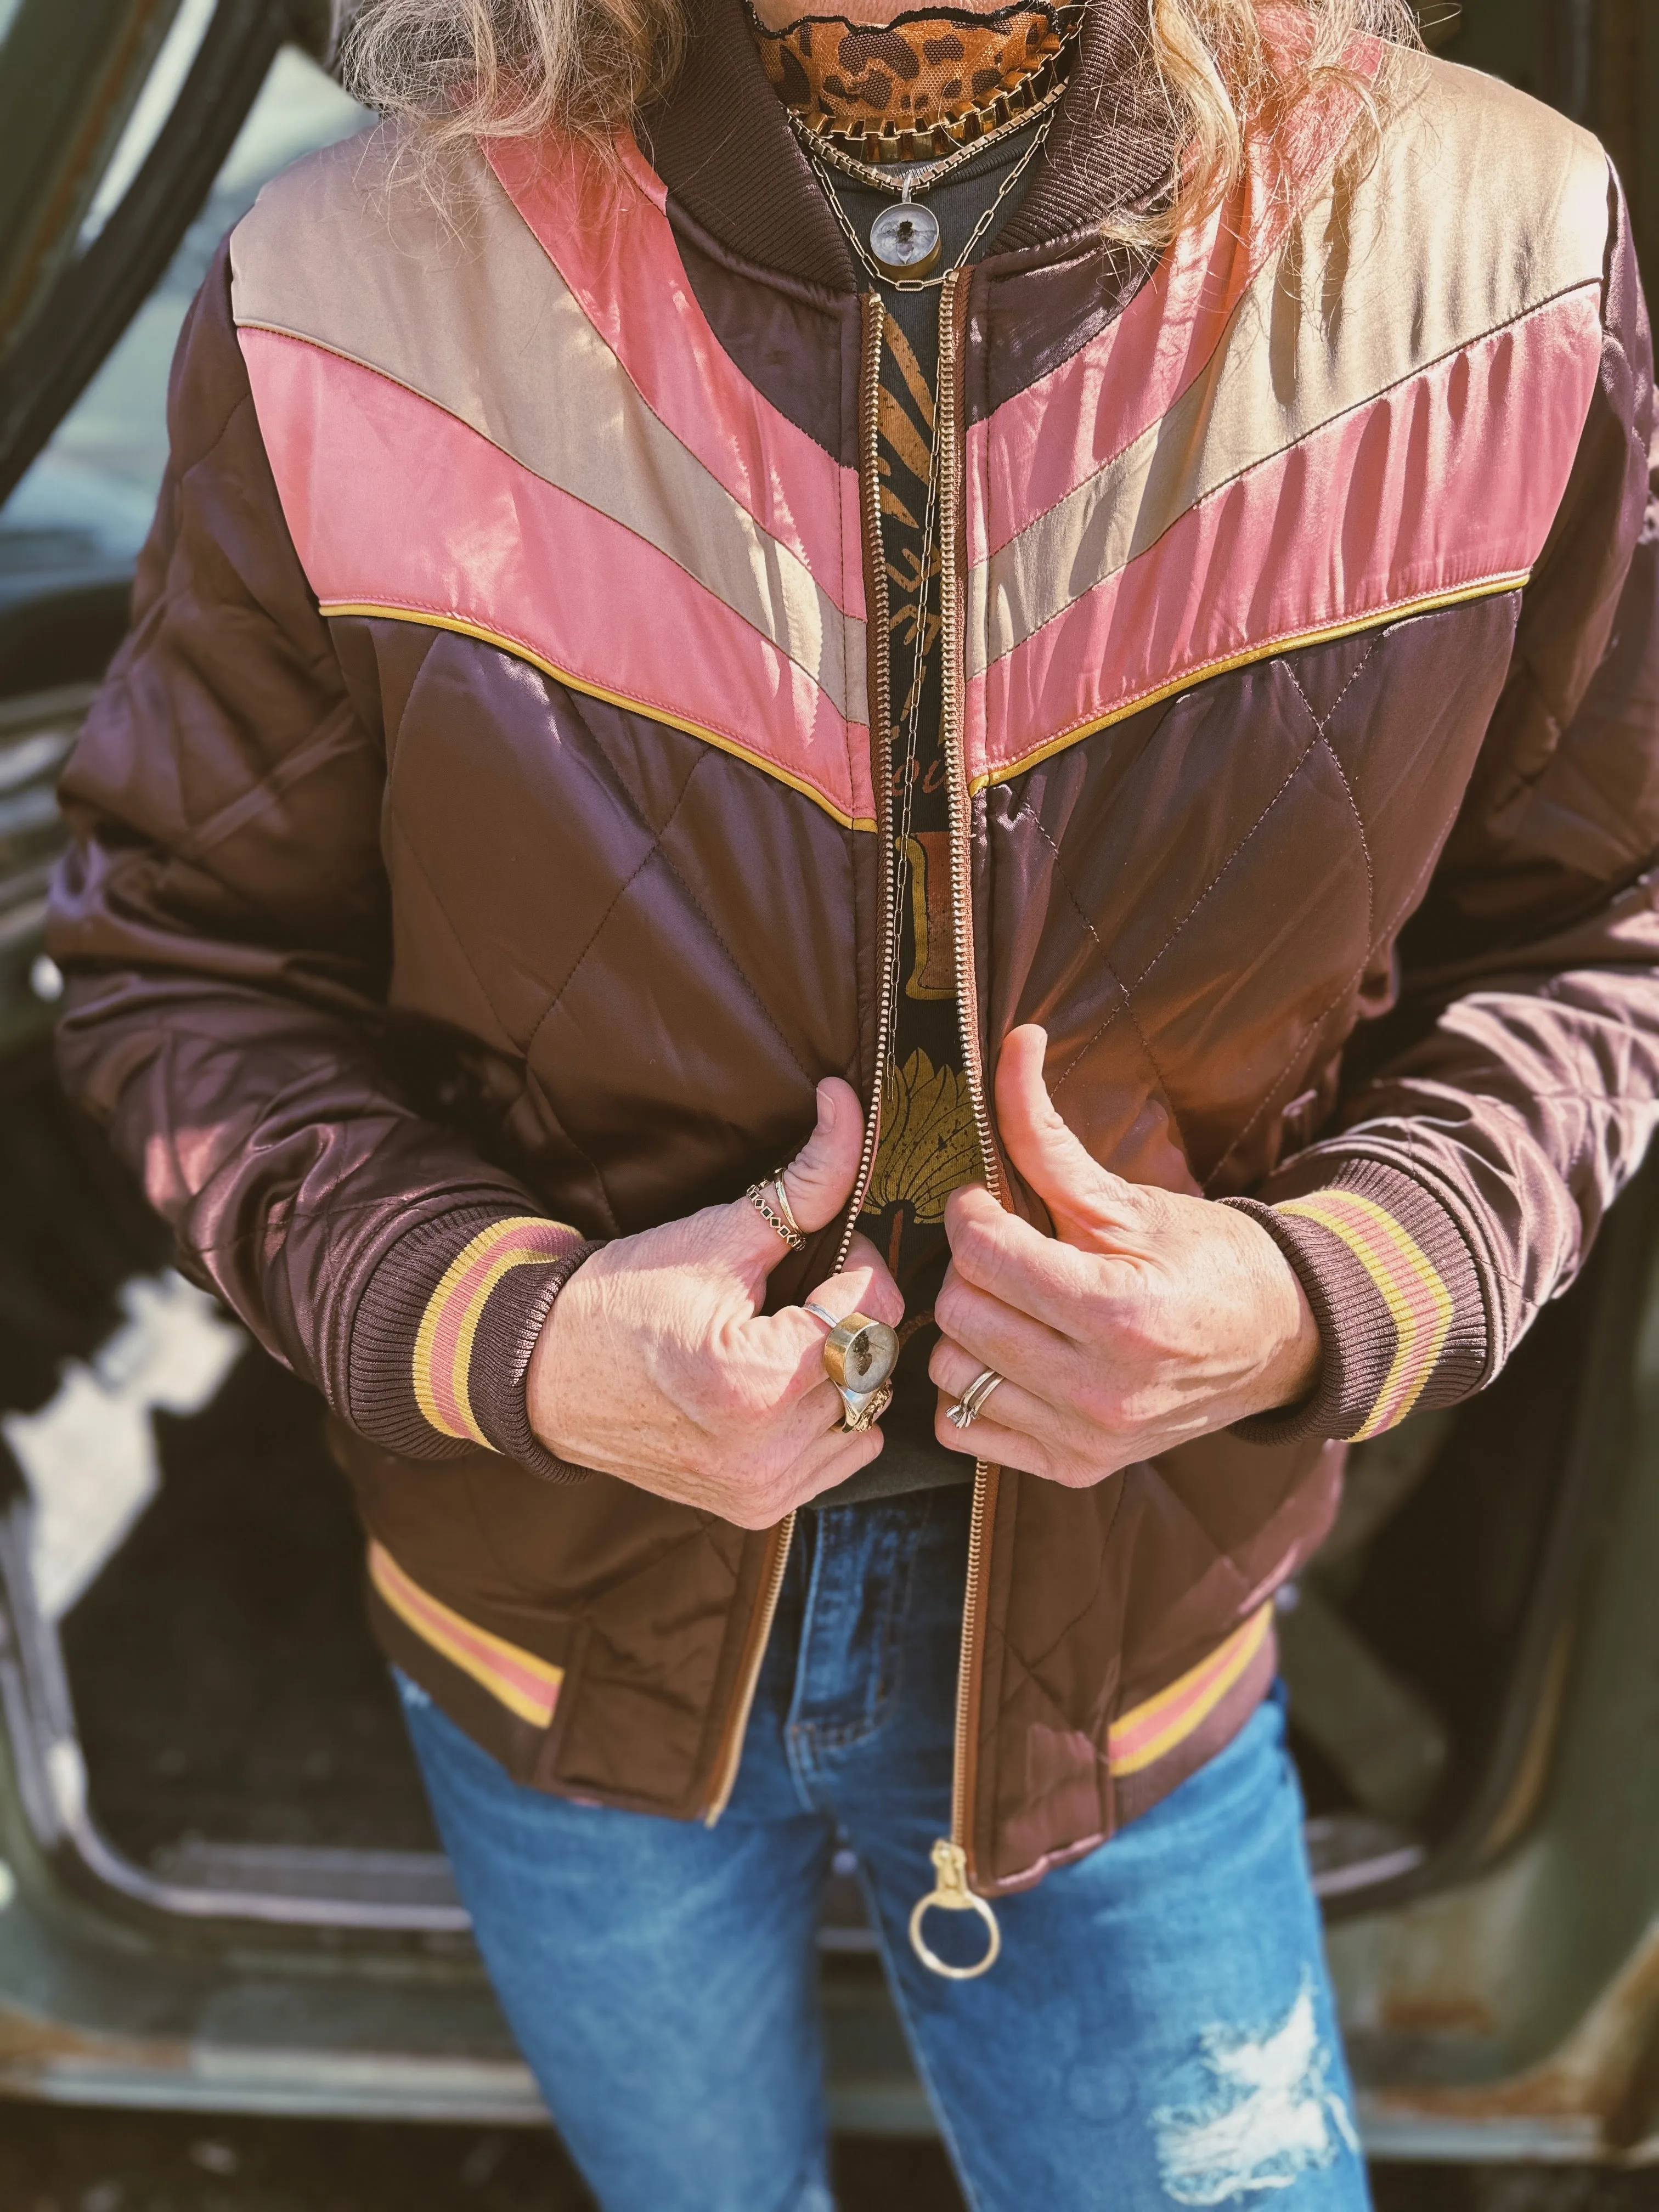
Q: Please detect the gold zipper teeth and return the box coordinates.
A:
[705,1510,795,1825]
[936,273,1002,1213]
[711,300,897,1827]
[936,269,998,1874]
[834,295,900,1278]
[953,1468,992,1846]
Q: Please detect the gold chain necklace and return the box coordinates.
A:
[791,64,1066,195]
[809,111,1053,289]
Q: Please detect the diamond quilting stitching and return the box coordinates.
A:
[520,755,711,1065]
[651,817,817,1087]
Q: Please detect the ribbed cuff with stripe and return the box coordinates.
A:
[347,1206,601,1481]
[1223,1159,1489,1444]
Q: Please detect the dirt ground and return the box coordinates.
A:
[1,2110,1658,2211]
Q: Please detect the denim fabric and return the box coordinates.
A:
[398,1489,1369,2212]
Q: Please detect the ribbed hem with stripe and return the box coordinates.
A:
[347,1206,601,1481]
[1223,1158,1489,1444]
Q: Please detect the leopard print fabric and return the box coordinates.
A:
[749,3,1070,146]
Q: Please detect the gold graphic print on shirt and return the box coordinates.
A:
[864,1049,980,1224]
[904,831,955,998]
[857,308,981,1295]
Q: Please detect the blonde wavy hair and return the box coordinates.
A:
[334,0,1425,242]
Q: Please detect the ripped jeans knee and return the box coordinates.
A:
[1152,1972,1363,2208]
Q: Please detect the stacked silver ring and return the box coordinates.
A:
[745,1169,804,1251]
[947,1367,1005,1431]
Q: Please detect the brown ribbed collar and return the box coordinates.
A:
[636,0,1177,291]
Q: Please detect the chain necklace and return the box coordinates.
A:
[809,111,1053,291]
[791,60,1068,194]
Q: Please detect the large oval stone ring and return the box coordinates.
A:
[804,1302,899,1434]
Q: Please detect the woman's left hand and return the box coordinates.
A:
[930,1027,1323,1485]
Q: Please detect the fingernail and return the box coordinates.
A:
[818,1082,838,1131]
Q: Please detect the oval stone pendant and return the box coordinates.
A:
[869,200,943,280]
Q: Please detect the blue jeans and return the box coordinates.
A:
[399,1488,1368,2212]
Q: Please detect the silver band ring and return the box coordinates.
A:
[964,1368,1006,1417]
[745,1178,804,1251]
[947,1367,1005,1431]
[769,1171,804,1243]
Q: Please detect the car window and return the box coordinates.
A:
[0,41,369,603]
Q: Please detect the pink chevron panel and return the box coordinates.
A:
[487,133,865,622]
[242,328,874,826]
[969,199,1273,567]
[965,81,1366,565]
[967,287,1603,787]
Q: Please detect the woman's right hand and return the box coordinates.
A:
[525,1079,901,1527]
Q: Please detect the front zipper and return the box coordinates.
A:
[833,294,901,1277]
[708,298,898,1825]
[911,268,1003,1976]
[709,287,1000,1945]
[935,270,1002,1221]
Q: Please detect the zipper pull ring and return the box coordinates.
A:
[909,1838,1001,1980]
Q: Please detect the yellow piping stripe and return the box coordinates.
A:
[410,1216,569,1446]
[970,573,1531,794]
[443,1243,555,1446]
[319,602,878,832]
[1108,1605,1274,1778]
[369,1542,563,1729]
[1278,1192,1454,1440]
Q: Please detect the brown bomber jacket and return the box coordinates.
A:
[47,0,1659,1899]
